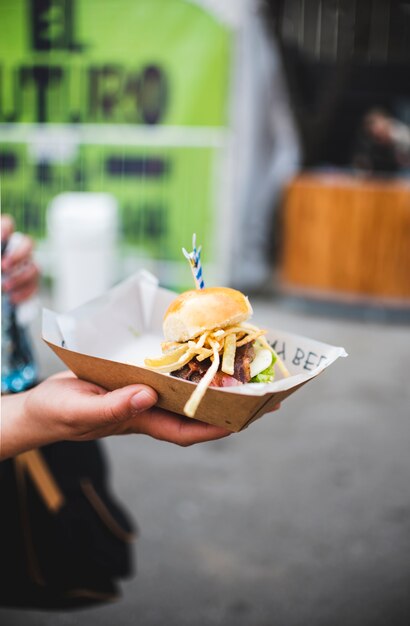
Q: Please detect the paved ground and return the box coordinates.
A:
[1,295,410,626]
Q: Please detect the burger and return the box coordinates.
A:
[144,287,288,417]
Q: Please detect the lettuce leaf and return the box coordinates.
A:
[251,353,277,383]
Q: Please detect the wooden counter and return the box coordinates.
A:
[279,173,410,302]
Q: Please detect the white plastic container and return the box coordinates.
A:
[47,192,118,312]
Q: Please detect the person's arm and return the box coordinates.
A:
[0,372,233,460]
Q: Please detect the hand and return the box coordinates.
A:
[1,372,233,459]
[1,214,39,304]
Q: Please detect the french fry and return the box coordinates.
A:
[144,349,197,374]
[145,344,189,367]
[195,348,214,362]
[196,331,210,349]
[145,344,197,372]
[221,332,236,375]
[215,326,247,340]
[184,342,220,418]
[161,341,184,353]
[188,331,209,351]
[211,329,224,337]
[236,330,265,347]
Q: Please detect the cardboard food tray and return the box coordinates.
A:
[42,271,347,432]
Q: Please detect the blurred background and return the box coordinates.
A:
[1,0,410,304]
[1,0,410,625]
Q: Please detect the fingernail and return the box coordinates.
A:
[130,389,156,412]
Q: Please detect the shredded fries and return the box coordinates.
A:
[236,329,265,347]
[145,324,264,373]
[144,321,289,417]
[221,333,236,375]
[144,344,188,368]
[144,348,197,374]
[184,341,220,418]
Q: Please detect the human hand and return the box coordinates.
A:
[1,372,233,459]
[1,214,39,304]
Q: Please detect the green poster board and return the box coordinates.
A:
[0,0,231,287]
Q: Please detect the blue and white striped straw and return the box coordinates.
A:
[182,234,205,290]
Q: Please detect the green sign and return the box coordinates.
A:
[0,0,231,285]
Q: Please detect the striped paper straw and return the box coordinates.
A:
[182,234,205,290]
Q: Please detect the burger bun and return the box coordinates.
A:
[163,287,253,342]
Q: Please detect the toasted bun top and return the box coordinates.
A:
[163,287,253,342]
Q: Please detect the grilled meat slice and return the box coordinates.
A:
[172,363,192,380]
[233,343,255,383]
[210,371,242,387]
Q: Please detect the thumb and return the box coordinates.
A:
[98,384,158,425]
[1,214,14,242]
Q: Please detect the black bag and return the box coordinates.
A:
[0,440,136,610]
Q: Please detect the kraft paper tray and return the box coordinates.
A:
[43,271,347,432]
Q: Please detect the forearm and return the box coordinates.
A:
[0,391,59,460]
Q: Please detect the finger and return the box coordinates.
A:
[1,235,33,271]
[58,383,158,439]
[1,215,14,242]
[9,284,38,305]
[3,262,39,294]
[128,408,232,446]
[97,384,158,425]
